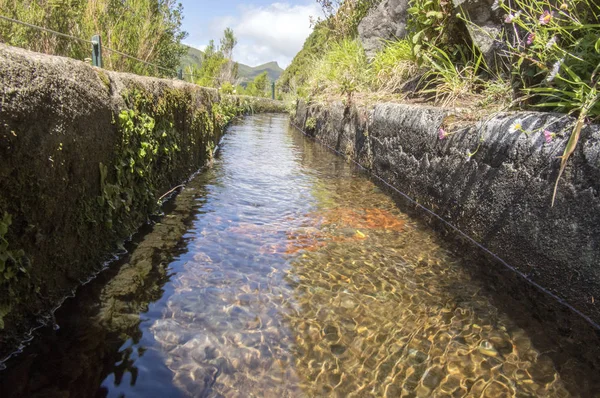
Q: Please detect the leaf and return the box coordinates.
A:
[552,93,599,206]
[412,31,424,45]
[426,11,443,19]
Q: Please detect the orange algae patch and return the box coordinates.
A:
[241,208,405,255]
[319,208,405,232]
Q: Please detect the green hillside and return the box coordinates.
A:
[237,61,283,84]
[180,45,284,84]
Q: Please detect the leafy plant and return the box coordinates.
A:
[0,213,27,288]
[407,0,457,59]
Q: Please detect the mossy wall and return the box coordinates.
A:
[0,44,284,357]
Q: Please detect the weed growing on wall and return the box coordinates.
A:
[0,212,28,329]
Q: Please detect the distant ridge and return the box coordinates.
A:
[179,45,284,84]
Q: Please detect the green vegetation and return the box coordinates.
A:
[279,22,330,94]
[282,0,599,204]
[98,87,254,233]
[180,45,283,86]
[307,39,370,100]
[284,0,599,117]
[0,212,27,329]
[237,61,284,85]
[181,30,276,98]
[0,0,187,77]
[183,28,238,88]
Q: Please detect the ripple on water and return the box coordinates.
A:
[1,115,597,398]
[149,119,577,397]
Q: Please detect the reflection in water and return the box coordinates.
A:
[1,114,600,397]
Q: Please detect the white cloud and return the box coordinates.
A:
[208,2,322,68]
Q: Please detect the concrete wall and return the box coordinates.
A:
[0,44,284,358]
[294,99,600,326]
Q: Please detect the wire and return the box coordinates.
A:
[0,14,182,78]
[102,46,174,75]
[0,15,92,45]
[290,120,600,331]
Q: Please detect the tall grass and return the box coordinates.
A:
[371,39,417,92]
[306,39,370,99]
[0,0,186,77]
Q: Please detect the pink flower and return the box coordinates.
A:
[438,127,447,140]
[544,130,553,143]
[539,10,553,25]
[527,33,536,45]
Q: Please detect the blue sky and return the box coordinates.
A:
[179,0,322,68]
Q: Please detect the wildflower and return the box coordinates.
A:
[546,57,564,82]
[560,2,568,10]
[527,33,536,45]
[545,36,557,50]
[438,127,447,140]
[504,11,520,23]
[543,130,554,143]
[539,10,553,25]
[510,121,523,133]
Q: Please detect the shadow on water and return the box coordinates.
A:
[0,114,599,397]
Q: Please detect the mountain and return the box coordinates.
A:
[179,45,284,84]
[236,61,284,84]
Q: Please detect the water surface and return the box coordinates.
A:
[1,114,599,397]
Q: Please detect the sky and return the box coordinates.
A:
[178,0,322,68]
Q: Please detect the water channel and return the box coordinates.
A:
[1,114,599,397]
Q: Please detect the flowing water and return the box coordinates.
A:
[1,114,600,397]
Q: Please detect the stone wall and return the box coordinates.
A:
[0,44,284,358]
[294,99,600,326]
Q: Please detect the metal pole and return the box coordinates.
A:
[91,34,102,67]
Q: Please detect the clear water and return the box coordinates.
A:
[1,114,599,397]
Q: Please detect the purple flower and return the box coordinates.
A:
[438,127,447,140]
[544,130,553,143]
[527,33,536,45]
[539,10,553,25]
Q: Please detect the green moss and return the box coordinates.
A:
[96,87,256,235]
[96,70,111,91]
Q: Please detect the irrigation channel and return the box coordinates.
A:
[1,114,600,397]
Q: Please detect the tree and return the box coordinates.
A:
[190,28,238,88]
[246,71,270,97]
[219,27,239,86]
